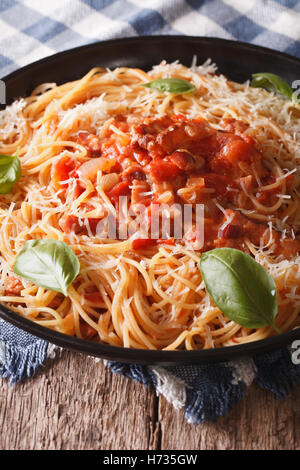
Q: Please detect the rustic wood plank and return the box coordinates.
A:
[0,350,159,450]
[1,349,299,450]
[159,383,300,450]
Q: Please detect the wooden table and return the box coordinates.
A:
[0,350,299,450]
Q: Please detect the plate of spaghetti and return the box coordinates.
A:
[0,36,300,364]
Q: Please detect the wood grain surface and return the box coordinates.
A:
[0,350,299,450]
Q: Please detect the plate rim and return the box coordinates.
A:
[1,35,300,364]
[2,35,300,84]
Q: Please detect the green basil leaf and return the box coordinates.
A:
[0,150,21,194]
[143,78,196,94]
[199,248,278,329]
[251,73,293,100]
[14,239,80,296]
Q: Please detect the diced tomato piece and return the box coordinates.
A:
[77,131,90,144]
[186,176,205,189]
[132,238,156,250]
[5,275,23,296]
[87,218,101,233]
[203,173,228,194]
[132,148,151,166]
[80,322,98,340]
[168,151,195,171]
[59,214,102,235]
[84,291,102,303]
[107,181,131,203]
[59,214,81,233]
[218,139,261,165]
[149,160,181,183]
[52,155,76,187]
[77,131,102,157]
[74,180,85,198]
[197,133,241,163]
[110,161,122,173]
[218,209,244,240]
[155,119,215,155]
[219,222,243,239]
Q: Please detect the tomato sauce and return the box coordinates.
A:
[4,275,23,296]
[54,114,299,258]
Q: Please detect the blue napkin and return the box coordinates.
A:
[0,0,300,423]
[1,319,299,423]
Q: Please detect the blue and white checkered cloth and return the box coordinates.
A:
[1,0,300,423]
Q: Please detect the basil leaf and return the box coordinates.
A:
[14,239,80,296]
[143,78,196,94]
[251,73,293,100]
[0,150,21,194]
[199,248,278,330]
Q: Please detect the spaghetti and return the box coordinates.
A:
[0,59,300,350]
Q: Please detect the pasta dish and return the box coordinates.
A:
[0,58,299,350]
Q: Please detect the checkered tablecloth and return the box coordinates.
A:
[1,0,300,424]
[1,0,300,78]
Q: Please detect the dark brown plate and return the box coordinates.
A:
[1,36,300,365]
